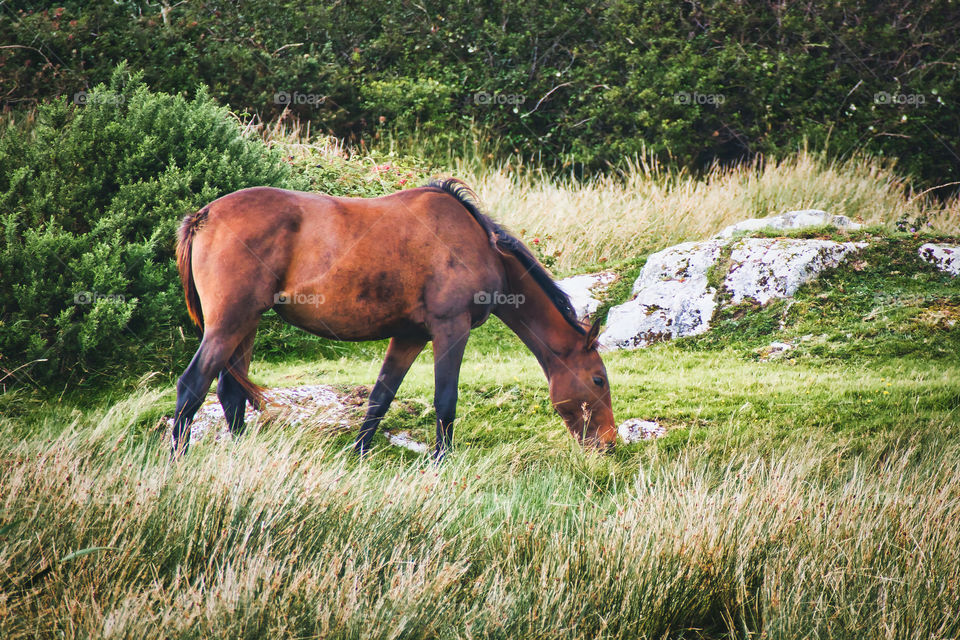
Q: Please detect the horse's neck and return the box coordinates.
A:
[492,256,581,376]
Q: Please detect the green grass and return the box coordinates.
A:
[1,345,958,638]
[2,233,959,638]
[3,123,960,640]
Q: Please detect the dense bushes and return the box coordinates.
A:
[0,65,300,387]
[2,1,958,187]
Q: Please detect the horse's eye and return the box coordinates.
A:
[592,376,605,387]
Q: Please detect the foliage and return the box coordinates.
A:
[0,65,299,387]
[2,1,958,188]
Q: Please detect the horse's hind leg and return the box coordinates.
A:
[217,328,258,438]
[172,325,256,457]
[355,336,427,456]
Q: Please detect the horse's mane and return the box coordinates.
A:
[424,177,585,335]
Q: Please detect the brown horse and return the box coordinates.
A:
[173,178,616,459]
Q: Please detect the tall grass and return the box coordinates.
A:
[460,150,960,270]
[259,119,960,271]
[2,389,958,639]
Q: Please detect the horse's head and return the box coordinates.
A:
[548,319,617,450]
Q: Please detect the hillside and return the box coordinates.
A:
[2,216,958,637]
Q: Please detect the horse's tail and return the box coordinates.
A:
[177,207,207,331]
[176,206,266,408]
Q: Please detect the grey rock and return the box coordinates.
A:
[918,243,960,276]
[618,418,666,443]
[557,271,617,320]
[598,240,723,350]
[715,209,861,239]
[724,238,867,305]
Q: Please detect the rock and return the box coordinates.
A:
[918,243,960,276]
[715,209,861,239]
[165,384,355,445]
[757,341,794,361]
[598,240,723,350]
[618,419,666,443]
[166,385,439,455]
[557,271,617,319]
[385,430,430,454]
[598,228,868,350]
[723,238,867,305]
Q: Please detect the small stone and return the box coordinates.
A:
[617,419,666,443]
[385,430,430,454]
[757,341,794,361]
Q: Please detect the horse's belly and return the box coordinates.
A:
[272,279,428,341]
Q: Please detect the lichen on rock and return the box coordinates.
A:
[918,243,960,276]
[723,238,867,305]
[598,240,724,350]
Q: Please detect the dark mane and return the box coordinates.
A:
[424,177,586,335]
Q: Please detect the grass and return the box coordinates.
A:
[3,127,960,637]
[462,149,960,271]
[3,236,960,638]
[2,339,959,638]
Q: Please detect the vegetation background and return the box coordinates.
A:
[2,0,959,186]
[1,2,959,638]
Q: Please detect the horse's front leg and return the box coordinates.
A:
[430,316,471,462]
[354,336,427,456]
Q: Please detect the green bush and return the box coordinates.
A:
[2,1,957,188]
[0,65,300,388]
[360,78,458,141]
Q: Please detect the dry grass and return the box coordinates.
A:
[458,150,960,270]
[2,387,959,639]
[253,122,960,272]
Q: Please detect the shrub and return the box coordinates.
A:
[1,1,958,188]
[0,64,301,388]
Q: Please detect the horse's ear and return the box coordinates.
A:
[584,316,603,349]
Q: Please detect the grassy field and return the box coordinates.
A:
[2,144,960,638]
[2,341,959,637]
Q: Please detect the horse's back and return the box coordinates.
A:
[192,186,504,340]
